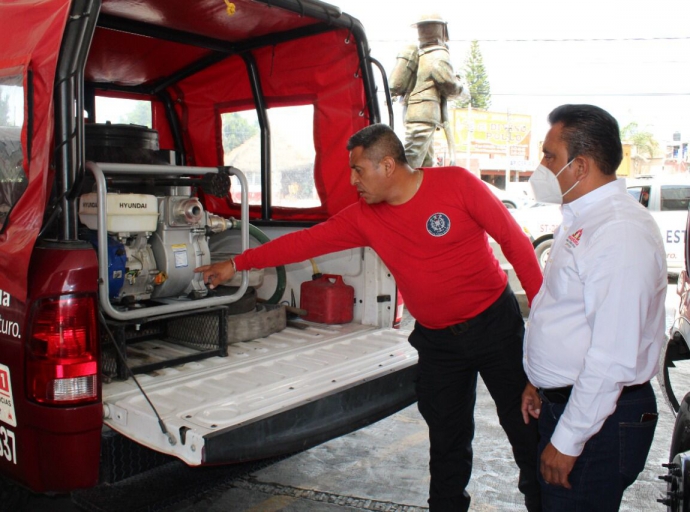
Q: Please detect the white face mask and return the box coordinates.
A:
[529,159,578,204]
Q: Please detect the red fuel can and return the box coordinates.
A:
[300,274,354,324]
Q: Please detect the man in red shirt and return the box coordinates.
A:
[197,124,543,511]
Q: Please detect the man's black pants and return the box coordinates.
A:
[408,285,541,512]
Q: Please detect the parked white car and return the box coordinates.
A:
[485,181,533,209]
[510,174,690,273]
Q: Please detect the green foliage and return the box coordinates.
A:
[222,112,259,152]
[122,101,152,128]
[621,122,660,158]
[455,40,491,110]
[0,94,10,126]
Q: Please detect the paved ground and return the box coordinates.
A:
[158,382,672,512]
[160,275,680,512]
[155,282,678,512]
[26,276,679,511]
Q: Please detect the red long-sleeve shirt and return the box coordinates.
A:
[235,167,543,329]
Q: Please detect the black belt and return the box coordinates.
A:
[446,285,513,335]
[538,381,650,405]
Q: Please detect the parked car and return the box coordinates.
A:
[506,181,536,203]
[510,174,690,273]
[659,207,690,511]
[484,181,532,209]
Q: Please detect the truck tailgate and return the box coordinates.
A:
[102,323,418,465]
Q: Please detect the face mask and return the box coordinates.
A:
[529,159,578,204]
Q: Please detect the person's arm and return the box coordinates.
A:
[461,175,543,302]
[550,219,665,457]
[430,52,464,98]
[196,203,367,288]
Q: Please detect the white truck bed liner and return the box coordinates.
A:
[102,322,417,465]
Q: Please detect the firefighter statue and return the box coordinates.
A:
[389,13,468,168]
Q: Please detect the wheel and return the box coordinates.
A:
[660,393,690,511]
[534,238,553,269]
[659,450,690,511]
[659,334,690,414]
[0,476,29,511]
[502,200,517,209]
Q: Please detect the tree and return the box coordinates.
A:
[0,94,10,126]
[455,40,491,110]
[621,122,660,159]
[222,112,259,152]
[122,101,152,127]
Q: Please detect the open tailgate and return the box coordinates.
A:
[102,323,417,465]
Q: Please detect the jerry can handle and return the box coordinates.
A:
[321,274,344,284]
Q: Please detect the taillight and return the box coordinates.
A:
[393,289,405,329]
[27,295,99,405]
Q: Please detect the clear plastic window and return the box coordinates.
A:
[0,73,27,229]
[222,110,261,204]
[627,186,651,207]
[95,97,152,127]
[661,185,690,211]
[223,105,319,208]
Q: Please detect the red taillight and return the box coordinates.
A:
[393,289,405,329]
[27,295,99,405]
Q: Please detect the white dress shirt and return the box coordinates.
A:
[524,179,667,456]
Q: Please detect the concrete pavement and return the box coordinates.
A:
[164,377,673,512]
[163,256,678,511]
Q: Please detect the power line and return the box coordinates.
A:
[453,36,690,43]
[369,36,690,44]
[492,92,690,97]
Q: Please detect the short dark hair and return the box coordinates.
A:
[548,104,622,176]
[346,124,408,165]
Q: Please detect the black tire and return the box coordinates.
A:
[659,334,690,414]
[534,238,553,269]
[502,200,517,209]
[0,476,29,511]
[663,394,690,512]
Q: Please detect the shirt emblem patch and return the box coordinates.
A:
[427,213,451,237]
[566,228,583,248]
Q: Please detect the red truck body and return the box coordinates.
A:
[0,0,415,499]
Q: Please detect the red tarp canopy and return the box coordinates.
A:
[0,0,373,301]
[0,0,72,302]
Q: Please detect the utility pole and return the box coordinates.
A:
[465,102,473,173]
[505,109,512,188]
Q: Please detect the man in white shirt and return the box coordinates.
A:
[520,104,667,511]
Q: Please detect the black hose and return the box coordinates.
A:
[233,220,287,304]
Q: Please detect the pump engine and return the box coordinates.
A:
[79,191,232,304]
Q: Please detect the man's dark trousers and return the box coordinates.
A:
[537,382,657,511]
[408,285,541,512]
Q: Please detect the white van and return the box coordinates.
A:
[510,174,690,274]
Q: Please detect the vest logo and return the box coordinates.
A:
[566,228,583,248]
[427,213,451,237]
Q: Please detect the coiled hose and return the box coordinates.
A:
[230,219,286,304]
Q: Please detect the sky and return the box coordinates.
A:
[336,0,690,149]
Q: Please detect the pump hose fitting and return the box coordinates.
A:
[231,219,286,304]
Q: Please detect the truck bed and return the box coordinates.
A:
[102,321,418,465]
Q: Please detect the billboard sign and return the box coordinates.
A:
[441,109,532,159]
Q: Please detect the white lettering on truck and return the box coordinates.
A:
[0,427,16,464]
[0,316,20,339]
[666,230,687,244]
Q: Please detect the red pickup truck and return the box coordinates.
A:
[0,0,416,505]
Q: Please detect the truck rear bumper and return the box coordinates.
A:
[102,323,418,465]
[204,363,417,463]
